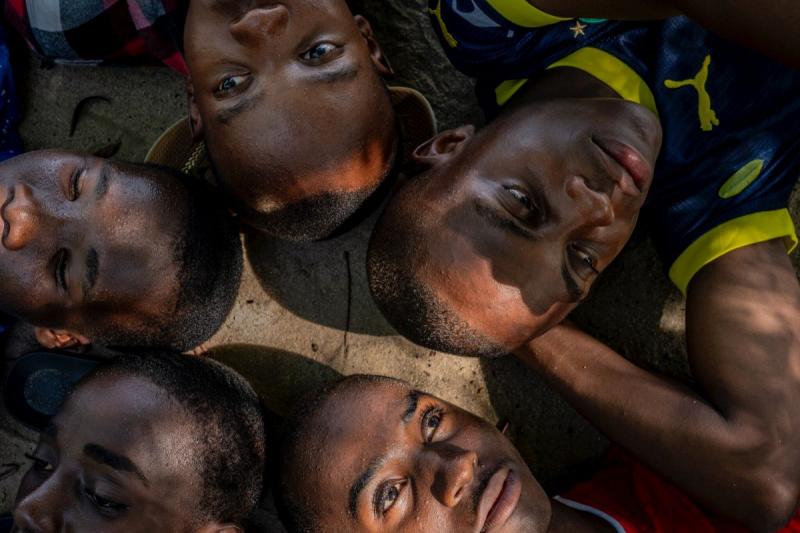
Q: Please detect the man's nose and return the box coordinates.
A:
[229,5,290,45]
[565,175,615,228]
[431,447,478,508]
[3,183,47,251]
[12,478,64,532]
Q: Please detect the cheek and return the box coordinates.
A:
[14,468,44,505]
[0,264,56,322]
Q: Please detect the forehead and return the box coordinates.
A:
[188,0,353,21]
[89,168,182,304]
[56,375,196,478]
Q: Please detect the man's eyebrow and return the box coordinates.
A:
[347,390,420,517]
[84,444,149,486]
[402,390,421,423]
[561,263,584,303]
[215,88,263,125]
[473,200,537,241]
[95,161,110,200]
[83,247,99,300]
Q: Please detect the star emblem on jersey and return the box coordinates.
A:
[570,21,587,38]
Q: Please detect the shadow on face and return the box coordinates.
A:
[12,375,203,532]
[369,97,662,355]
[282,376,550,532]
[0,150,184,345]
[184,0,397,240]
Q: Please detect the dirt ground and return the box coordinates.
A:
[1,0,799,524]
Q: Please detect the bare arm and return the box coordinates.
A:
[532,0,800,69]
[517,240,800,531]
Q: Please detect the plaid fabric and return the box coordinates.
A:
[0,21,21,161]
[3,0,188,74]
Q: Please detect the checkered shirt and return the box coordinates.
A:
[3,0,188,74]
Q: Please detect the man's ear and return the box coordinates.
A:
[412,125,476,170]
[34,328,92,350]
[196,524,242,533]
[354,15,394,78]
[186,76,205,143]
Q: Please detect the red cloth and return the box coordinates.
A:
[3,0,188,75]
[562,450,800,532]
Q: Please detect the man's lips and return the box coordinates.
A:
[476,468,521,532]
[592,137,653,195]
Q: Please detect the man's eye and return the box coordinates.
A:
[374,480,406,515]
[69,167,84,201]
[54,248,70,292]
[421,406,444,442]
[215,74,249,96]
[506,187,533,210]
[84,488,128,514]
[24,453,54,473]
[568,243,599,278]
[301,42,338,62]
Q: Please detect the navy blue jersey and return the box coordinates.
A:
[429,0,800,293]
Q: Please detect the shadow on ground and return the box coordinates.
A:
[244,211,398,337]
[208,344,342,418]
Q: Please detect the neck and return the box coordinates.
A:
[546,499,617,533]
[509,67,621,111]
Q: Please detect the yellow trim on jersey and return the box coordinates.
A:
[486,0,569,28]
[547,47,659,117]
[669,209,799,295]
[495,48,660,112]
[430,0,458,48]
[495,79,530,106]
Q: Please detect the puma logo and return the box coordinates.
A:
[429,0,458,48]
[664,55,720,132]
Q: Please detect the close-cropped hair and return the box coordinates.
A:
[367,172,508,358]
[84,351,267,526]
[90,163,243,351]
[275,375,401,533]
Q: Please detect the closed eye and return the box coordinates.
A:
[69,166,85,201]
[84,487,128,516]
[54,248,70,292]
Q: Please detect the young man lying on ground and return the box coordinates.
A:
[278,375,800,533]
[367,3,800,529]
[4,0,412,241]
[7,351,266,532]
[0,150,242,351]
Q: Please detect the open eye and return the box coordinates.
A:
[567,243,599,279]
[374,480,406,516]
[300,42,340,63]
[215,74,251,97]
[507,187,532,210]
[421,406,444,442]
[502,185,545,225]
